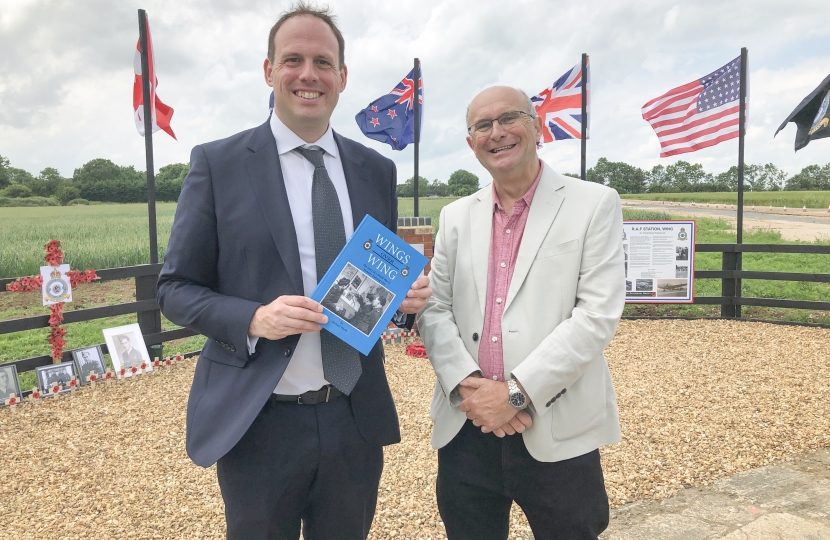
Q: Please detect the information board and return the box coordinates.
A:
[623,220,695,303]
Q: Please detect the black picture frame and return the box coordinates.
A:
[0,364,23,405]
[35,361,77,394]
[71,345,107,386]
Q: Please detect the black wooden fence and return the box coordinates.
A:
[1,242,829,381]
[0,264,196,379]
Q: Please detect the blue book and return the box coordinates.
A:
[310,215,429,355]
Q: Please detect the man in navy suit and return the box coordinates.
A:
[157,4,430,539]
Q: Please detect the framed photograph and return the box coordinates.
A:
[71,345,107,385]
[36,361,77,393]
[0,364,23,404]
[102,323,151,378]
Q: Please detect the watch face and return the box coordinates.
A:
[509,393,526,408]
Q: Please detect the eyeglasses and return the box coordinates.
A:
[467,110,536,136]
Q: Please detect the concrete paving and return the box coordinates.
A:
[600,448,830,540]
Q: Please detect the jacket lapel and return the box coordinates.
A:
[503,167,565,312]
[469,187,493,317]
[335,132,383,231]
[244,121,304,296]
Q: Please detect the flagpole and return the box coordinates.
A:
[736,47,747,318]
[580,53,588,180]
[138,9,158,265]
[413,58,420,217]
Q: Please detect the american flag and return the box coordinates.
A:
[531,60,589,143]
[642,56,746,157]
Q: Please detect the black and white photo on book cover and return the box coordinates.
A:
[320,263,395,337]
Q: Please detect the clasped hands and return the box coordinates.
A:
[458,376,533,437]
[249,275,432,340]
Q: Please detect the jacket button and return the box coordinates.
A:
[230,345,236,352]
[472,333,479,342]
[284,348,292,357]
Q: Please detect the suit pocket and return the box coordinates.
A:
[536,239,580,259]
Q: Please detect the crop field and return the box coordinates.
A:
[620,191,830,209]
[0,203,177,279]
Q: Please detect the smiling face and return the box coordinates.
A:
[264,15,347,142]
[466,86,543,180]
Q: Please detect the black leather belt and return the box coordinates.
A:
[270,385,344,405]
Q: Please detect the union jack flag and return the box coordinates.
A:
[355,68,424,150]
[531,60,589,144]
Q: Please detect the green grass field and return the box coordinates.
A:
[620,191,830,209]
[2,200,829,384]
[0,203,177,279]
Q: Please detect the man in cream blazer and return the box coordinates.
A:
[417,86,625,540]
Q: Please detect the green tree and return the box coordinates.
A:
[664,160,711,192]
[760,163,788,191]
[26,167,66,197]
[156,163,189,183]
[785,165,826,191]
[397,176,429,198]
[73,158,143,185]
[56,185,81,205]
[0,155,10,189]
[646,165,669,193]
[586,157,647,194]
[447,169,479,196]
[428,179,449,197]
[1,184,33,198]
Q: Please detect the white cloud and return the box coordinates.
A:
[0,0,828,184]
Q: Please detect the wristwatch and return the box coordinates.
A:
[507,378,528,410]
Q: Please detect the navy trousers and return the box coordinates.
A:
[437,420,609,540]
[217,396,383,540]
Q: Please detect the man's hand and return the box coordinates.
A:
[248,296,328,341]
[459,377,518,434]
[398,275,431,314]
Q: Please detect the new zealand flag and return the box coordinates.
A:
[355,69,423,150]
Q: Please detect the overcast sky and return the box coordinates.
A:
[1,0,829,185]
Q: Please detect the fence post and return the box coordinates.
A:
[136,274,163,358]
[721,248,738,317]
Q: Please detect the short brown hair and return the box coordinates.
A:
[267,2,345,67]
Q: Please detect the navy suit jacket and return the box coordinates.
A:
[158,120,402,468]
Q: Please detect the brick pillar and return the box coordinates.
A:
[397,224,434,274]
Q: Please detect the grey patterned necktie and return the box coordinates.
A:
[295,145,362,395]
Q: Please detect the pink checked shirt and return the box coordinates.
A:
[478,161,544,382]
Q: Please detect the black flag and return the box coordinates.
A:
[775,73,830,151]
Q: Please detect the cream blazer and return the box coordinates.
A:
[417,164,624,462]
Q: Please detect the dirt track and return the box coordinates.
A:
[623,199,830,242]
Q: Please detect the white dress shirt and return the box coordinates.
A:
[248,112,355,395]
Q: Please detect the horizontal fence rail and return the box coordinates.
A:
[0,264,197,378]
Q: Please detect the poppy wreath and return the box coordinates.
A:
[6,240,99,362]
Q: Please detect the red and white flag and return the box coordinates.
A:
[642,56,746,157]
[133,15,176,140]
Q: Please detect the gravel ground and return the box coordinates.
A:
[1,319,828,539]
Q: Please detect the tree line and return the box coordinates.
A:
[3,153,829,206]
[583,158,830,194]
[0,155,188,205]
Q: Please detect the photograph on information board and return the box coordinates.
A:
[623,221,695,303]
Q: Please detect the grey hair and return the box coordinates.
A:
[465,87,537,130]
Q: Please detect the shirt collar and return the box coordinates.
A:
[269,112,339,159]
[492,159,544,212]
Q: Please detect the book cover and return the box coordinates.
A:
[310,215,429,355]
